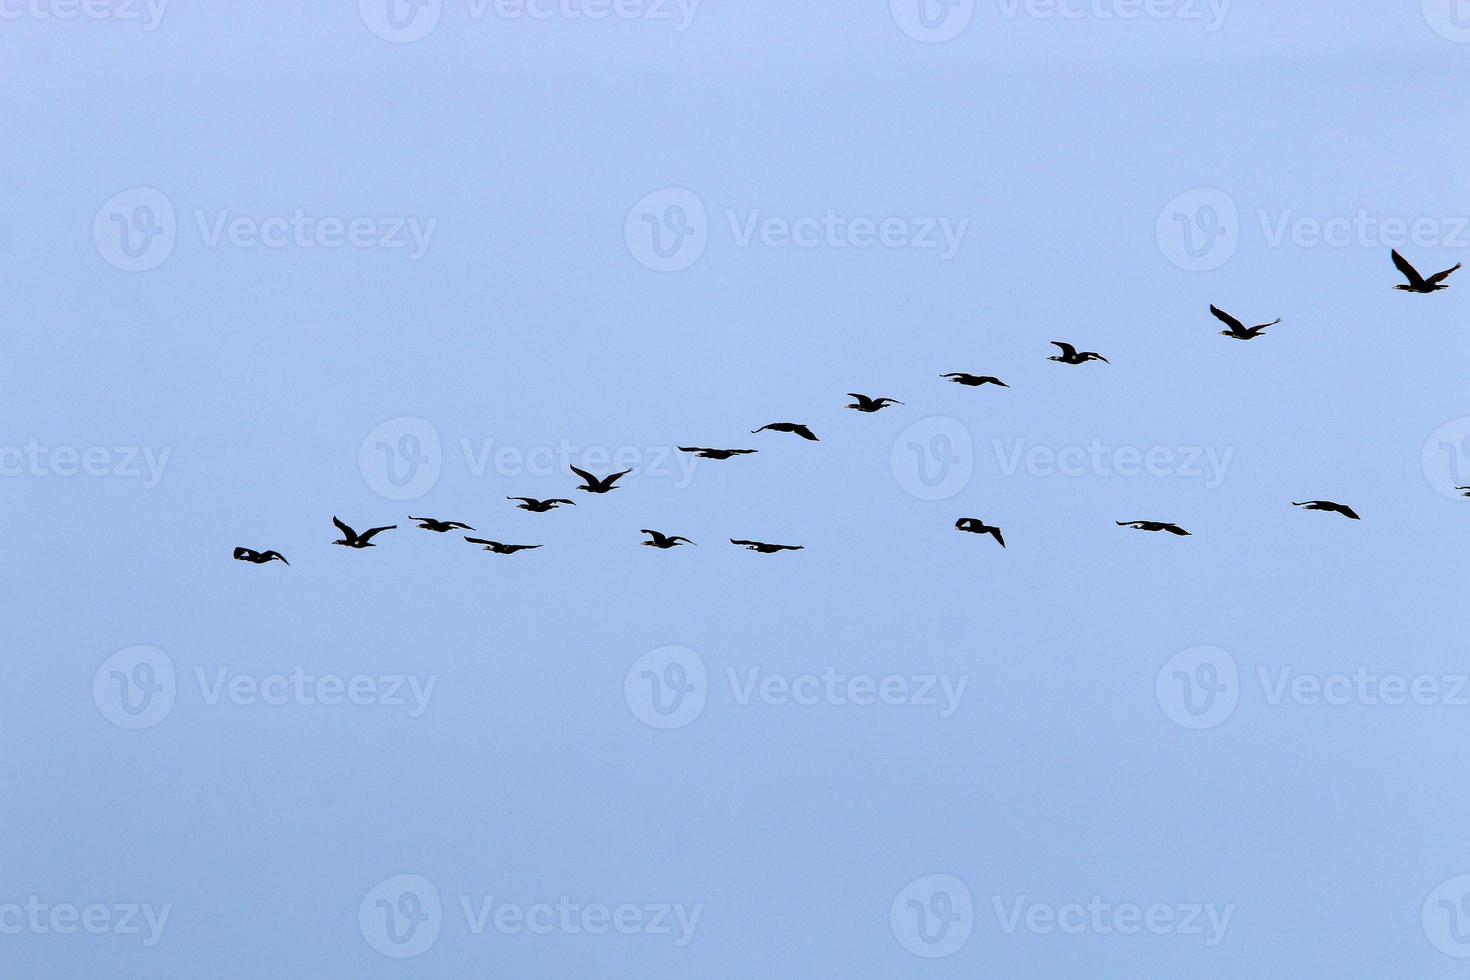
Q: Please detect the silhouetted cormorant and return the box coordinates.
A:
[1117,520,1190,536]
[752,422,819,441]
[464,537,542,554]
[955,518,1005,547]
[1393,249,1460,293]
[332,517,396,548]
[846,393,903,412]
[233,547,288,565]
[641,529,694,549]
[571,466,631,493]
[1293,500,1361,520]
[1049,342,1108,365]
[1210,305,1280,341]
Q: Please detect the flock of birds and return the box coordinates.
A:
[232,249,1460,567]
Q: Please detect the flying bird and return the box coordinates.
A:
[571,466,631,493]
[942,373,1008,387]
[1117,520,1190,536]
[1293,500,1361,520]
[1455,487,1470,498]
[332,516,396,548]
[955,518,1005,548]
[846,393,903,412]
[1392,249,1460,293]
[752,422,819,441]
[679,447,757,460]
[1049,341,1108,365]
[1210,305,1280,341]
[464,537,542,554]
[233,547,288,565]
[641,529,694,549]
[410,516,473,532]
[508,496,575,512]
[730,539,804,553]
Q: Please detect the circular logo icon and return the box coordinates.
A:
[1156,188,1239,272]
[93,188,176,272]
[359,0,442,42]
[1422,417,1470,500]
[890,416,973,501]
[624,188,707,272]
[624,646,708,730]
[359,874,442,958]
[1155,645,1238,730]
[1424,0,1470,43]
[93,646,176,730]
[359,417,442,501]
[890,873,973,958]
[890,0,975,43]
[1423,874,1470,957]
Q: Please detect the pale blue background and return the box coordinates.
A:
[5,1,1470,975]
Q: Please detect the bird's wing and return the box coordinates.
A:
[1339,505,1362,520]
[332,516,355,539]
[408,516,430,522]
[671,537,694,545]
[989,528,1005,548]
[605,469,632,485]
[550,499,575,505]
[1428,262,1463,285]
[569,465,597,486]
[1392,249,1427,286]
[507,497,534,503]
[1165,525,1190,535]
[1209,305,1245,333]
[359,525,396,541]
[464,537,496,546]
[793,426,818,440]
[514,545,543,551]
[1051,341,1077,357]
[264,551,289,564]
[233,547,256,560]
[729,449,757,456]
[447,522,473,529]
[730,539,755,546]
[1253,318,1282,330]
[1092,354,1110,363]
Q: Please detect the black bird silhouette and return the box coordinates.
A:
[1392,249,1460,293]
[955,518,1005,547]
[846,393,903,412]
[233,547,288,565]
[641,529,694,549]
[571,466,631,493]
[752,422,819,441]
[464,537,541,554]
[1210,305,1280,341]
[1293,500,1361,521]
[1456,486,1470,498]
[942,373,1009,388]
[731,539,804,553]
[1049,341,1108,365]
[332,516,396,548]
[410,516,474,532]
[679,447,757,460]
[1117,520,1190,536]
[508,496,576,512]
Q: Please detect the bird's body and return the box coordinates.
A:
[410,516,473,532]
[955,518,1005,547]
[508,497,575,512]
[1456,486,1470,498]
[464,537,541,554]
[233,547,288,565]
[942,373,1008,388]
[1117,520,1190,536]
[332,517,396,548]
[1049,341,1109,365]
[730,539,803,553]
[1210,305,1280,341]
[571,466,631,494]
[1392,249,1460,293]
[641,529,694,549]
[678,447,757,460]
[1293,500,1361,520]
[752,422,819,441]
[846,393,903,412]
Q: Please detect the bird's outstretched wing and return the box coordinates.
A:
[730,539,757,546]
[262,551,289,565]
[1164,524,1190,536]
[359,525,396,542]
[988,528,1006,548]
[604,469,632,486]
[332,516,355,540]
[1429,263,1462,286]
[569,465,597,487]
[1337,505,1362,520]
[464,537,497,546]
[1209,305,1245,333]
[507,497,535,504]
[233,547,256,560]
[1051,341,1078,358]
[1393,249,1427,287]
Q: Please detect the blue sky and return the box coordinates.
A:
[6,1,1470,976]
